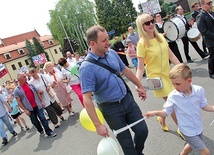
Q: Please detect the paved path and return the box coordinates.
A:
[1,38,214,155]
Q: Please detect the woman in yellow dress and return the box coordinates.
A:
[136,14,180,132]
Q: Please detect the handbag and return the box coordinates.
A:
[85,59,133,97]
[40,75,55,98]
[66,85,72,93]
[146,77,163,90]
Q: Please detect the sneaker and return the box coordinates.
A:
[12,131,18,137]
[2,138,8,145]
[177,129,186,140]
[25,126,30,130]
[21,127,24,131]
[48,132,57,138]
[40,131,45,136]
[69,112,75,116]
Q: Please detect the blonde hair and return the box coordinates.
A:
[136,14,163,47]
[43,61,53,70]
[169,63,192,80]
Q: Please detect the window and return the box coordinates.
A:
[18,62,23,68]
[18,49,24,54]
[3,53,11,59]
[48,40,54,45]
[25,59,29,65]
[54,49,58,54]
[11,64,16,70]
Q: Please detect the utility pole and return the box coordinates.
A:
[58,16,74,53]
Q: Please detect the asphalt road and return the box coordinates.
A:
[1,38,214,155]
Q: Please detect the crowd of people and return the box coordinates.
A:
[0,51,85,145]
[1,1,214,154]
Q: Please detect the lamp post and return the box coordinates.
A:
[58,16,74,53]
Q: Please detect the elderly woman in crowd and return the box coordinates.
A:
[43,62,74,116]
[29,68,64,128]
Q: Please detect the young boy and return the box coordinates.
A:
[145,63,213,155]
[8,95,30,131]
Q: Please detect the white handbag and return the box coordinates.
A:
[66,85,72,93]
[146,77,163,90]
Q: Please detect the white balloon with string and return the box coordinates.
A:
[97,137,119,155]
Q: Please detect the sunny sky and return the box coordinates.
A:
[0,0,146,39]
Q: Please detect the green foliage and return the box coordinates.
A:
[94,0,113,33]
[95,0,137,38]
[161,2,176,18]
[25,39,35,67]
[32,37,50,62]
[25,38,50,68]
[47,0,96,53]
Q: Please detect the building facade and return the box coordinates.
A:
[0,30,63,84]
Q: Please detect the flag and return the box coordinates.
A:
[32,53,47,66]
[0,63,8,78]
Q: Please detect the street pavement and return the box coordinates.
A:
[1,38,214,155]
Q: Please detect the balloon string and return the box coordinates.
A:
[209,119,214,126]
[105,136,119,155]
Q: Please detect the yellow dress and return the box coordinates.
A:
[137,34,174,98]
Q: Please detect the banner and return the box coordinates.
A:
[18,66,28,73]
[0,63,8,78]
[32,53,47,66]
[141,0,161,15]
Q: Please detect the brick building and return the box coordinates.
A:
[0,30,63,83]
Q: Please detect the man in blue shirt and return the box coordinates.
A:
[79,25,148,155]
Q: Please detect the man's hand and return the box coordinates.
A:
[24,109,31,116]
[41,101,46,108]
[96,124,109,137]
[136,87,147,101]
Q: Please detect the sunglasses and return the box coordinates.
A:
[206,1,212,5]
[143,19,155,26]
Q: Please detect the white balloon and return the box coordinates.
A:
[97,137,119,155]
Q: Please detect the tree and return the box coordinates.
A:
[94,0,137,38]
[112,0,137,35]
[94,0,113,33]
[32,37,50,62]
[47,0,96,53]
[25,39,36,67]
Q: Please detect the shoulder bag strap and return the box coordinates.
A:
[64,68,79,78]
[84,58,133,96]
[40,75,47,88]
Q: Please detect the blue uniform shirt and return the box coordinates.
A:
[79,49,127,104]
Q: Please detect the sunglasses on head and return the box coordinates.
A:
[143,19,155,26]
[206,1,212,5]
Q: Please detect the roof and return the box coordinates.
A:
[0,30,40,46]
[0,35,54,54]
